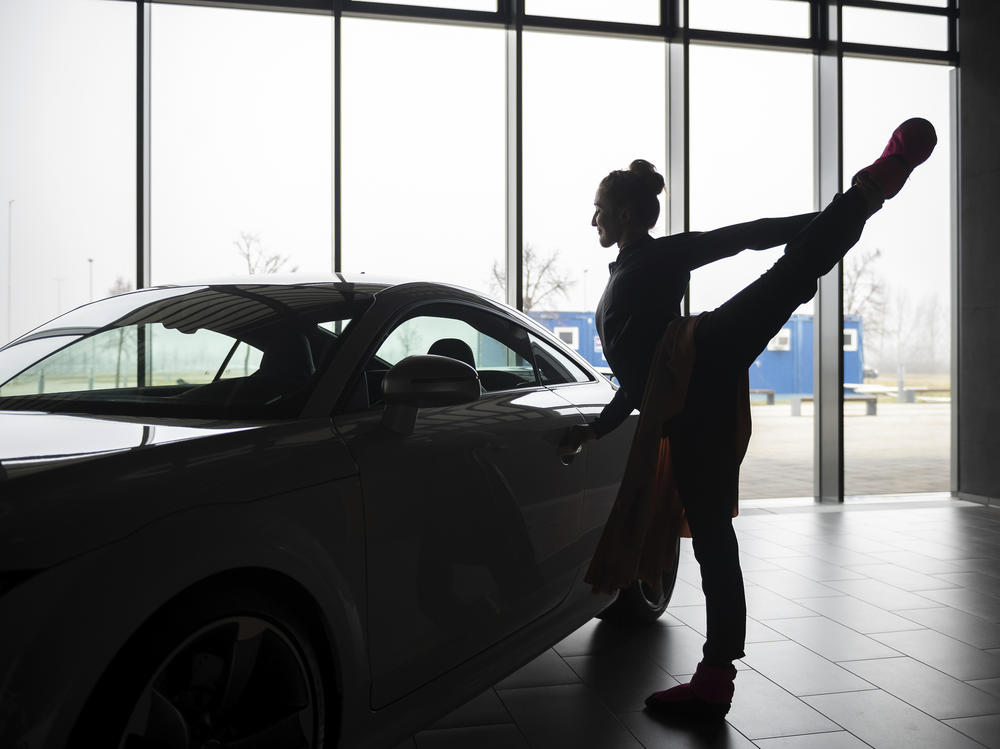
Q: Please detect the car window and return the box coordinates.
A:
[0,324,263,397]
[348,304,539,411]
[378,313,536,393]
[0,285,370,419]
[530,334,593,385]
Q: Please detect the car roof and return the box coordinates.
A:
[156,272,394,294]
[153,273,504,301]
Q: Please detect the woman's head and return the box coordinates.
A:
[592,159,665,248]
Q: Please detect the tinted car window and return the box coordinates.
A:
[0,324,264,396]
[0,284,372,419]
[350,303,539,410]
[530,334,593,385]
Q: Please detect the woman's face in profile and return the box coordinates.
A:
[592,188,622,249]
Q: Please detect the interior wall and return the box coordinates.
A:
[957,0,1000,505]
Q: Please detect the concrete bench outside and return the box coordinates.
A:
[749,388,775,405]
[790,393,877,416]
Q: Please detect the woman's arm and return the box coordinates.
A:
[561,385,634,455]
[589,386,636,438]
[679,212,818,271]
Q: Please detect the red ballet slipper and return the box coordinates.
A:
[644,661,736,720]
[852,117,937,199]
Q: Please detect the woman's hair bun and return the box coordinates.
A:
[628,159,665,196]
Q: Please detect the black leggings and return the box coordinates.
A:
[672,186,873,666]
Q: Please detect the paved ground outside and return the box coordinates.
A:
[740,401,951,500]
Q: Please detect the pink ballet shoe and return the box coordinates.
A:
[852,117,937,199]
[644,661,736,720]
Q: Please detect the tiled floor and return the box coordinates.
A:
[400,494,1000,748]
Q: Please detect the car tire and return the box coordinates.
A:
[69,584,329,749]
[595,537,680,624]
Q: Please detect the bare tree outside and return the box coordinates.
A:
[490,243,575,312]
[234,231,298,275]
[846,243,949,384]
[885,288,947,373]
[233,231,298,376]
[843,246,886,336]
[108,276,134,297]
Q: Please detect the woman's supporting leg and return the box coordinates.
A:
[646,382,744,720]
[687,501,746,666]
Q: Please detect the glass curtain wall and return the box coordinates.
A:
[842,58,953,495]
[5,1,957,500]
[522,31,666,325]
[687,44,815,499]
[0,0,135,344]
[340,17,506,297]
[149,5,334,284]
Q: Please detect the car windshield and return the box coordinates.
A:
[0,284,373,419]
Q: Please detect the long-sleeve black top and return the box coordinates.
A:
[590,212,818,438]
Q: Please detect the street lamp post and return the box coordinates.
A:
[88,257,94,301]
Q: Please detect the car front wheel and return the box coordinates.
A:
[595,537,680,624]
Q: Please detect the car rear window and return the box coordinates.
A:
[0,284,372,419]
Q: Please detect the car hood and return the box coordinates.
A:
[0,411,358,569]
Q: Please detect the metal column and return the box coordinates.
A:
[814,1,844,503]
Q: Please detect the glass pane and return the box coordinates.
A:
[688,0,811,38]
[1,326,136,395]
[352,0,496,9]
[688,45,815,499]
[842,8,949,51]
[149,325,263,386]
[842,58,953,495]
[522,30,666,371]
[530,335,591,385]
[0,0,135,345]
[375,314,535,392]
[341,18,505,298]
[150,5,334,284]
[0,284,366,417]
[526,0,659,25]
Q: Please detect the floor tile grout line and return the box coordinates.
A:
[614,709,759,749]
[747,728,879,749]
[756,611,921,650]
[795,688,989,747]
[813,678,1000,736]
[941,716,1000,749]
[835,652,1000,699]
[793,595,949,631]
[491,683,562,749]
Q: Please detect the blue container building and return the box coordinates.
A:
[529,311,865,397]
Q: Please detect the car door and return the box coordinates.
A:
[333,302,588,708]
[527,332,639,572]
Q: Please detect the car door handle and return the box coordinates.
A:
[557,442,583,465]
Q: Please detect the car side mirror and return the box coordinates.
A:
[381,354,481,434]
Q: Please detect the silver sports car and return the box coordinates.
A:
[0,276,677,749]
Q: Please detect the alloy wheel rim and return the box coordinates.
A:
[638,577,666,609]
[118,615,318,749]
